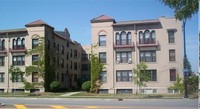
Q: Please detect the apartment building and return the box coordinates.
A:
[91,15,183,94]
[0,20,82,93]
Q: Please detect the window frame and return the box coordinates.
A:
[116,70,132,82]
[99,35,106,46]
[99,52,106,63]
[169,49,176,61]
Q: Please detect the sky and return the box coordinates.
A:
[0,0,198,73]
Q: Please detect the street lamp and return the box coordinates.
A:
[182,19,188,98]
[183,68,189,98]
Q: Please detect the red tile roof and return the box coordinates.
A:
[25,20,54,28]
[91,15,115,23]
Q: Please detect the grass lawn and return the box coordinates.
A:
[0,92,67,98]
[69,91,197,99]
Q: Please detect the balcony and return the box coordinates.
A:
[136,41,159,48]
[113,42,135,49]
[9,46,27,53]
[0,47,7,55]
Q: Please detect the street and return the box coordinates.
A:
[0,97,198,109]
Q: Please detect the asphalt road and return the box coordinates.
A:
[0,97,198,109]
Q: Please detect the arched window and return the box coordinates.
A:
[0,40,2,49]
[151,30,156,43]
[139,31,143,44]
[144,30,150,44]
[32,38,39,49]
[2,40,5,50]
[127,32,131,45]
[115,32,120,45]
[121,31,126,45]
[13,39,16,49]
[17,37,21,49]
[21,38,25,48]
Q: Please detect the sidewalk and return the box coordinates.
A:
[60,92,82,97]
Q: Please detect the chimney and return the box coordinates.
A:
[64,28,70,38]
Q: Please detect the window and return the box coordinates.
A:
[32,39,39,49]
[169,49,176,61]
[0,73,4,82]
[82,64,88,71]
[74,62,77,70]
[57,44,59,51]
[170,69,176,81]
[13,55,25,65]
[70,61,72,69]
[100,71,107,82]
[47,40,50,50]
[115,32,132,45]
[0,39,5,50]
[116,32,120,45]
[99,89,108,94]
[99,35,106,46]
[168,30,175,43]
[61,73,64,82]
[70,49,72,57]
[116,52,132,63]
[140,51,156,62]
[12,37,25,50]
[57,57,59,66]
[53,42,56,47]
[32,72,38,82]
[99,52,106,63]
[66,52,69,60]
[148,70,157,81]
[139,30,156,44]
[61,46,64,54]
[12,73,23,82]
[0,56,5,66]
[32,55,38,65]
[121,31,126,45]
[74,50,77,58]
[116,70,132,82]
[82,54,88,61]
[61,59,64,68]
[66,40,69,47]
[116,89,132,94]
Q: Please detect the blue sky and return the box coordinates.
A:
[0,0,198,73]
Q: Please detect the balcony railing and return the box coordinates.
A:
[113,42,135,49]
[136,41,159,48]
[10,46,27,53]
[0,47,7,54]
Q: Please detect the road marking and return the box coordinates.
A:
[51,105,67,109]
[14,104,27,109]
[86,106,98,108]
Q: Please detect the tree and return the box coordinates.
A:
[9,65,24,94]
[187,74,198,94]
[184,56,192,74]
[90,44,104,93]
[160,0,198,20]
[168,74,184,94]
[132,62,150,94]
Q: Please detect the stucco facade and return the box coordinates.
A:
[91,15,183,94]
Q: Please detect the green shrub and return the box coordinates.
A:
[82,81,91,92]
[50,81,61,92]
